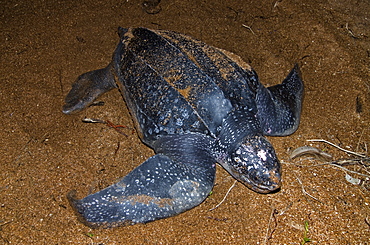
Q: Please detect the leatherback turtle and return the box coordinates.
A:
[63,27,303,228]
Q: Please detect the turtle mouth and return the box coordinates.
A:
[248,178,281,193]
[217,160,281,193]
[230,168,281,194]
[240,174,281,193]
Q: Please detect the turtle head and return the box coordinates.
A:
[221,135,281,193]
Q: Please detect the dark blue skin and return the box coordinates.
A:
[63,27,303,228]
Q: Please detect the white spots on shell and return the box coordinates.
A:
[233,156,242,164]
[181,109,189,119]
[176,118,183,126]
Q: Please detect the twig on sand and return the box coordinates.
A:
[345,23,362,39]
[295,175,324,204]
[308,161,370,178]
[242,24,255,35]
[82,118,129,137]
[263,208,278,244]
[307,139,367,158]
[209,180,237,211]
[290,138,370,194]
[305,138,369,178]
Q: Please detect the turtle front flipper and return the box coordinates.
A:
[68,134,216,228]
[62,64,117,114]
[256,65,304,136]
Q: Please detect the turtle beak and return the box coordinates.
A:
[239,165,281,193]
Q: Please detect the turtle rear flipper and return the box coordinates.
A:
[68,134,216,228]
[62,64,117,114]
[256,65,304,136]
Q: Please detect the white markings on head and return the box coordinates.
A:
[257,149,267,161]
